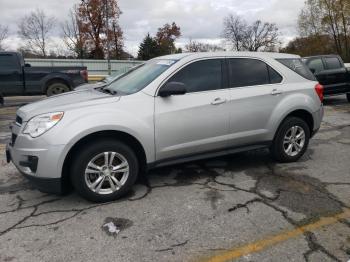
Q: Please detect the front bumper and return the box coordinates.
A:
[6,130,65,194]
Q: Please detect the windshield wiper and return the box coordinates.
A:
[100,87,118,95]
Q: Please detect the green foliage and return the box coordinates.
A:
[137,22,181,60]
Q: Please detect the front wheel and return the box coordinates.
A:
[71,139,139,202]
[270,117,310,163]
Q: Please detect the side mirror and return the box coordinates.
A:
[159,82,187,97]
[25,63,31,67]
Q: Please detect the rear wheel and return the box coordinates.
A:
[271,117,310,163]
[46,82,70,96]
[71,139,139,202]
[347,93,350,102]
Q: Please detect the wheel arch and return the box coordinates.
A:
[61,130,148,190]
[273,109,314,142]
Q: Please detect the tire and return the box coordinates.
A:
[70,139,139,202]
[270,117,310,163]
[347,93,350,103]
[46,82,70,96]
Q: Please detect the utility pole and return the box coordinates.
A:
[105,0,111,75]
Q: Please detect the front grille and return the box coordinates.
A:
[11,133,17,146]
[15,115,22,126]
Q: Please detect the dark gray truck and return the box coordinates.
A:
[0,52,88,103]
[303,55,350,102]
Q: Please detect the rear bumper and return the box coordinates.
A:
[311,104,324,137]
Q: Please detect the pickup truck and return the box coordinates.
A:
[0,52,88,102]
[302,55,350,102]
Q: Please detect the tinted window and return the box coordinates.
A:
[268,66,283,84]
[277,59,316,81]
[306,58,325,74]
[229,58,270,87]
[167,59,222,93]
[324,57,342,69]
[0,54,18,70]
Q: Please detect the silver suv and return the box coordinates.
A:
[6,52,324,202]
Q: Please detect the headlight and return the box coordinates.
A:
[23,112,64,138]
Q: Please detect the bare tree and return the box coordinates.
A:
[62,7,87,58]
[18,9,56,57]
[243,20,280,51]
[0,25,9,51]
[223,14,246,51]
[185,39,225,52]
[223,14,280,52]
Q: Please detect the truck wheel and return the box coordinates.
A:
[347,93,350,102]
[270,117,310,163]
[46,82,70,96]
[70,139,139,203]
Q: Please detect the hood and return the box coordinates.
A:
[17,89,120,121]
[74,81,107,91]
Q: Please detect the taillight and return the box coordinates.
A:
[80,70,88,82]
[315,83,324,102]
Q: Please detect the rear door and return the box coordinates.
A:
[154,58,231,161]
[226,58,284,147]
[0,54,24,96]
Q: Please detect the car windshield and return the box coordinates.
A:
[102,64,144,83]
[105,59,177,95]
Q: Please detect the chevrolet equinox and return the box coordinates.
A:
[6,52,324,202]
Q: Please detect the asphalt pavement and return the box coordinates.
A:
[0,95,349,262]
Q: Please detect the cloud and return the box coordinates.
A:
[0,0,305,55]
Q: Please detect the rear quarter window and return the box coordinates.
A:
[324,57,342,70]
[277,58,316,81]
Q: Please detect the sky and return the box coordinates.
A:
[0,0,305,56]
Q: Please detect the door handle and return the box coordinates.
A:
[271,89,283,95]
[211,97,227,105]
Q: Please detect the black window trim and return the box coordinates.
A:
[156,57,228,96]
[227,57,284,89]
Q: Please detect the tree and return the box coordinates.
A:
[137,23,181,60]
[223,14,246,51]
[62,7,88,58]
[77,0,124,59]
[223,14,280,52]
[110,20,124,59]
[0,25,8,51]
[155,22,181,55]
[137,33,159,60]
[18,9,56,57]
[280,35,334,57]
[295,0,350,61]
[185,39,225,52]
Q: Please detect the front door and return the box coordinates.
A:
[155,58,230,161]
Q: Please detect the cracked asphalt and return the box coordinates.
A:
[0,95,350,262]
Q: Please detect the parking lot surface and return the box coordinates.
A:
[0,96,350,262]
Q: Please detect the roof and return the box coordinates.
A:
[157,51,300,61]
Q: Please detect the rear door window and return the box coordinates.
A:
[228,58,282,87]
[277,58,316,81]
[324,57,342,70]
